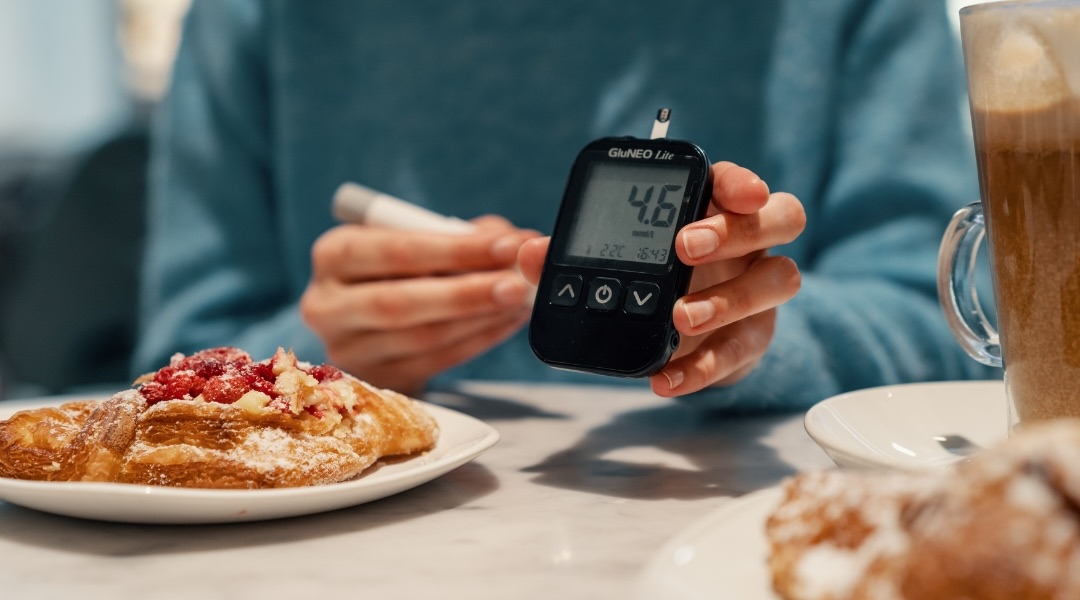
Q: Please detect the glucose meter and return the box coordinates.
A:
[529,109,712,377]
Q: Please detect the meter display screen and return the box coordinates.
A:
[562,162,692,267]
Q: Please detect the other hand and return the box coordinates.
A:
[301,216,539,396]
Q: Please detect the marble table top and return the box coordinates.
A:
[0,382,834,599]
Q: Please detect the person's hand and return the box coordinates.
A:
[518,161,804,397]
[300,216,539,396]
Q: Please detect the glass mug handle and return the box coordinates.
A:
[937,202,1002,368]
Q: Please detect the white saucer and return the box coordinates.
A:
[0,398,498,524]
[804,380,1007,470]
[637,487,783,600]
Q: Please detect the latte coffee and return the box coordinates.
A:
[974,99,1080,424]
[939,1,1080,431]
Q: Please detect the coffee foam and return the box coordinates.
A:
[1031,9,1080,98]
[963,4,1080,113]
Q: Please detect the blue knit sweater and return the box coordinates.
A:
[135,0,996,409]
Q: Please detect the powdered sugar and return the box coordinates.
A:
[1007,473,1059,513]
[795,546,871,599]
[232,428,305,474]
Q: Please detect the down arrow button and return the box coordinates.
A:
[624,281,661,316]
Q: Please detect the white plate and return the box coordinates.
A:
[0,397,498,524]
[804,380,1007,470]
[637,487,783,600]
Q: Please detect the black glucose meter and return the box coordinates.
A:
[529,109,713,377]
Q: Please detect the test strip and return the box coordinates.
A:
[650,107,671,139]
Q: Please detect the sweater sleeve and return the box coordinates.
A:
[132,0,323,375]
[682,0,999,411]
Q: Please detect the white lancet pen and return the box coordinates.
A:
[332,182,478,234]
[331,181,537,308]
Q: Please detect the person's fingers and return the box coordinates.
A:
[472,214,544,238]
[517,236,550,285]
[345,313,529,395]
[649,309,776,397]
[672,255,800,336]
[676,192,805,264]
[325,310,529,366]
[686,249,763,292]
[305,270,531,333]
[470,214,518,231]
[711,161,770,214]
[310,225,537,282]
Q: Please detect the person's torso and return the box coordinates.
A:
[265,1,789,280]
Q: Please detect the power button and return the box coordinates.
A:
[586,278,621,311]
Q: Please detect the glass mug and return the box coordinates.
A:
[939,0,1080,432]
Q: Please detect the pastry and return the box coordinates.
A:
[0,347,439,489]
[766,420,1080,599]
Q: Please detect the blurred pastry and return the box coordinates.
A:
[766,420,1080,599]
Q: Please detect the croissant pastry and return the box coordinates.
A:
[766,420,1080,600]
[0,347,439,489]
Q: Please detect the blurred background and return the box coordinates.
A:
[0,0,189,399]
[0,0,991,401]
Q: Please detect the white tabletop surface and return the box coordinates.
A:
[0,382,834,600]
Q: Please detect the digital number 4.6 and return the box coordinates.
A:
[627,184,681,228]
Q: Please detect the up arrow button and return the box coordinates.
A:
[624,281,661,316]
[548,274,582,307]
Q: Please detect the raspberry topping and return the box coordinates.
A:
[199,373,249,404]
[137,347,346,416]
[153,366,178,384]
[166,371,207,399]
[138,381,168,404]
[309,364,343,382]
[171,347,250,379]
